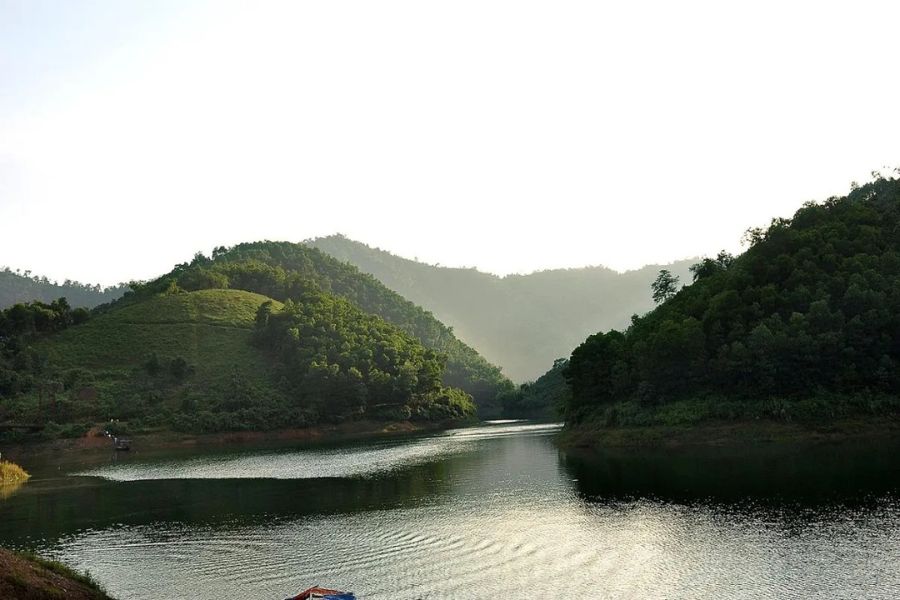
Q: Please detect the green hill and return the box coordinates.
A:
[41,289,282,388]
[114,241,512,414]
[0,286,476,438]
[0,268,126,310]
[308,234,695,381]
[563,174,900,439]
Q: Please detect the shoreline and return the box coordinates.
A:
[0,548,113,600]
[557,417,900,449]
[1,419,461,462]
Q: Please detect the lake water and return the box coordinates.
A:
[2,421,900,599]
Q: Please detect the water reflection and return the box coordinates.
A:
[0,480,26,500]
[1,422,899,599]
[560,440,900,503]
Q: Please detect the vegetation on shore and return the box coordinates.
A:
[498,358,569,419]
[560,415,900,448]
[0,241,515,440]
[115,241,513,413]
[308,233,695,381]
[0,548,113,600]
[0,459,30,483]
[560,174,900,443]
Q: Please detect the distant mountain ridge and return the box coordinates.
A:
[3,240,696,383]
[0,268,126,309]
[307,235,695,381]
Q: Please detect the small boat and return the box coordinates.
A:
[285,586,356,600]
[113,437,131,451]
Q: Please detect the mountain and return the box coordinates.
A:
[0,241,512,438]
[161,241,513,410]
[0,268,126,309]
[307,235,695,381]
[563,175,900,434]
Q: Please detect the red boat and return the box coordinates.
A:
[285,586,356,600]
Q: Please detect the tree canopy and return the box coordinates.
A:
[116,241,512,413]
[564,175,900,424]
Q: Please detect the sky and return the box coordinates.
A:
[1,0,898,286]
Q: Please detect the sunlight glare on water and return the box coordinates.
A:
[73,422,561,481]
[2,421,900,600]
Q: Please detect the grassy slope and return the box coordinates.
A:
[44,289,279,370]
[0,549,113,600]
[31,289,286,419]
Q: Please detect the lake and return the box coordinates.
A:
[1,421,900,599]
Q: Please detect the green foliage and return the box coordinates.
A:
[168,356,193,382]
[500,358,570,419]
[1,283,475,437]
[144,353,162,376]
[0,298,92,399]
[0,267,126,310]
[689,251,735,282]
[1,290,288,435]
[118,241,510,414]
[651,269,680,304]
[254,291,475,422]
[308,234,696,381]
[565,175,900,425]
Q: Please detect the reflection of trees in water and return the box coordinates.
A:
[558,441,900,505]
[0,480,26,500]
[0,460,455,548]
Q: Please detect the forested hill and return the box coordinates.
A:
[114,241,512,414]
[308,235,695,381]
[564,175,900,428]
[0,268,126,309]
[0,288,477,437]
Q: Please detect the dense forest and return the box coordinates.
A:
[308,234,694,381]
[112,241,513,412]
[563,175,900,428]
[498,358,570,419]
[0,286,476,439]
[0,268,126,310]
[255,292,474,422]
[0,242,517,439]
[0,298,91,401]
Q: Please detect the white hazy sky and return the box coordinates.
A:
[1,0,898,286]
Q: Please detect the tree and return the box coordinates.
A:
[651,270,680,304]
[690,251,734,281]
[144,353,162,376]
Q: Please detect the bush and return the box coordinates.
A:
[0,460,31,483]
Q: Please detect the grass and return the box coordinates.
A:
[43,289,282,366]
[0,460,30,483]
[37,289,285,393]
[0,289,289,437]
[15,551,108,593]
[102,288,277,328]
[0,548,114,599]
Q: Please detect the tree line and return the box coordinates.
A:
[119,241,512,413]
[563,175,900,424]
